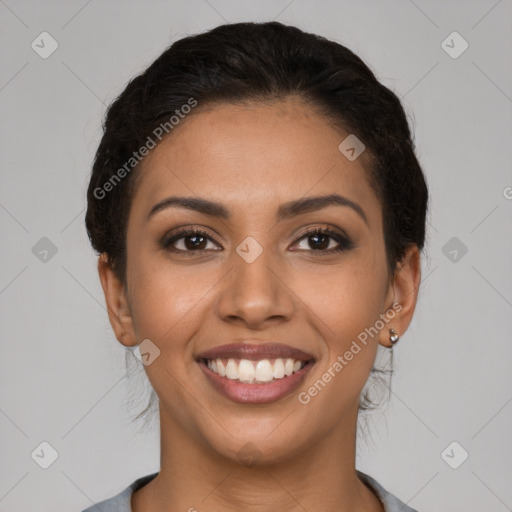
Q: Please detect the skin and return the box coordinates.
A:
[98,96,421,512]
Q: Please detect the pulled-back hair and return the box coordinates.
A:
[85,21,428,419]
[86,21,428,285]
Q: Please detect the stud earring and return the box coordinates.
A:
[389,328,399,345]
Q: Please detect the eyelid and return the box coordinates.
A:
[160,223,354,254]
[293,223,350,241]
[291,225,354,252]
[160,227,222,250]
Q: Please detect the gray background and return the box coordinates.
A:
[1,0,511,510]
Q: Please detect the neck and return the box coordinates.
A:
[131,404,383,512]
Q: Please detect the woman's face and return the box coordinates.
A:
[103,97,418,464]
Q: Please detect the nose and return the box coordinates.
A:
[215,244,295,330]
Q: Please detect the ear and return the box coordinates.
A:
[379,245,421,348]
[97,253,137,347]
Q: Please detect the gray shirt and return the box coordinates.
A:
[81,470,418,511]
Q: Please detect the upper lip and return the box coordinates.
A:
[196,342,315,362]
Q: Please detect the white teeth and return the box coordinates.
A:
[216,359,226,377]
[284,358,294,376]
[225,359,238,380]
[238,359,256,383]
[205,357,307,383]
[255,360,274,382]
[273,358,285,378]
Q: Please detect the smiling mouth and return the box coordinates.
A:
[195,342,317,403]
[198,357,315,384]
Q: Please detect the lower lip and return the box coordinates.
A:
[197,360,315,405]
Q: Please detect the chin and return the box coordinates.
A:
[203,427,310,468]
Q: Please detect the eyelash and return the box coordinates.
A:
[160,226,354,255]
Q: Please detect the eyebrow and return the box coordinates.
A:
[147,193,368,226]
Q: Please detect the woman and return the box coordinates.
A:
[83,20,427,512]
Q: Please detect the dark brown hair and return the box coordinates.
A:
[86,20,428,285]
[85,21,428,419]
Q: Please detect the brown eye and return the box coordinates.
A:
[292,228,354,254]
[182,234,208,250]
[161,228,220,253]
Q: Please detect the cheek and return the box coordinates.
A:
[326,271,385,340]
[294,266,387,418]
[292,253,388,396]
[126,249,221,353]
[294,252,388,338]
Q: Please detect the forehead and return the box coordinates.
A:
[130,98,380,224]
